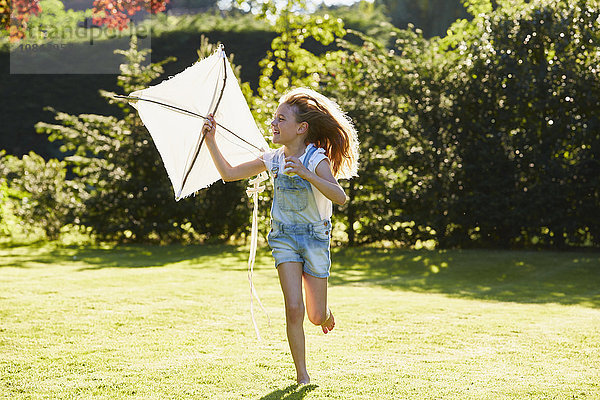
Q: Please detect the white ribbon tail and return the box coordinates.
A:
[246,172,270,340]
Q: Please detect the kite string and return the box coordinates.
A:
[246,172,271,340]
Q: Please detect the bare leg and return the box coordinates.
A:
[304,273,335,334]
[277,262,310,384]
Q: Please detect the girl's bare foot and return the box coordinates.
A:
[321,309,335,334]
[297,374,310,385]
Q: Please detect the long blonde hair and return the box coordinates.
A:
[279,87,359,180]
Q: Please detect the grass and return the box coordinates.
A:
[1,243,599,399]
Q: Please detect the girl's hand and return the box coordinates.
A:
[284,156,311,179]
[202,114,216,141]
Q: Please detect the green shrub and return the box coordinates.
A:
[320,0,600,248]
[320,30,408,246]
[0,151,87,240]
[391,0,600,248]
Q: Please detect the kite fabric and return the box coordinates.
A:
[128,46,269,200]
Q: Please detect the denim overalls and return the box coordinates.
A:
[267,145,332,278]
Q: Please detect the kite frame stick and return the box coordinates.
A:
[179,46,228,196]
[112,94,263,153]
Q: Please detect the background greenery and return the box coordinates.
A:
[1,0,599,248]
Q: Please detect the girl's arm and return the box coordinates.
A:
[284,156,348,205]
[203,114,266,182]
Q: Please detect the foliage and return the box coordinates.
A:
[393,0,600,248]
[0,150,17,237]
[443,0,600,247]
[23,0,89,39]
[0,151,87,240]
[150,10,270,36]
[283,0,599,248]
[4,0,599,248]
[2,0,41,40]
[2,0,169,40]
[7,0,42,37]
[91,0,169,30]
[320,30,408,246]
[321,1,397,46]
[230,0,600,248]
[249,1,346,131]
[0,0,7,32]
[35,36,251,242]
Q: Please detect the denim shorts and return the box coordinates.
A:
[267,219,332,278]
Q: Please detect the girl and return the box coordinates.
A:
[202,87,359,385]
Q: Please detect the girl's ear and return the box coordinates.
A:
[297,121,309,135]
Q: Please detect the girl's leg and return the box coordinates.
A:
[303,273,335,334]
[277,261,310,384]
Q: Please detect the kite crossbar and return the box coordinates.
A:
[113,94,264,153]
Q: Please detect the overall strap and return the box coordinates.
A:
[271,149,286,176]
[302,145,319,169]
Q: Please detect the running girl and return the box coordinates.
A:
[202,87,359,385]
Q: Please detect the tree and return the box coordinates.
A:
[392,0,600,248]
[2,0,41,40]
[91,0,169,30]
[2,0,168,39]
[320,30,406,245]
[36,36,252,242]
[440,0,600,247]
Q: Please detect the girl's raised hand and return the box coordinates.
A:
[284,156,310,179]
[202,113,216,140]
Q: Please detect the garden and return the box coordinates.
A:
[1,0,599,398]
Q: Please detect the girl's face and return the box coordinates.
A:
[271,103,303,145]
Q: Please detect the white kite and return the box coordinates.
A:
[115,45,271,339]
[117,45,268,200]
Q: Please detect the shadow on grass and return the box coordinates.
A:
[329,247,600,308]
[2,243,599,308]
[258,384,317,400]
[0,243,249,271]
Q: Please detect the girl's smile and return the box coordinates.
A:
[271,103,301,145]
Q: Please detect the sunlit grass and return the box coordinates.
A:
[1,244,599,399]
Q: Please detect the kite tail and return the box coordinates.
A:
[246,172,270,340]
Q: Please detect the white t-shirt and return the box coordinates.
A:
[261,143,333,220]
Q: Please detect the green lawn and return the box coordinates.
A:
[1,243,599,399]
